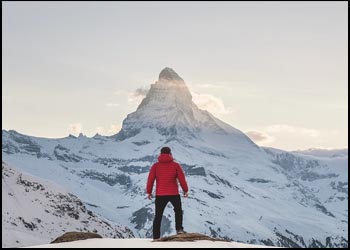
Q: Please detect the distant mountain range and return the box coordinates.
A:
[291,148,348,158]
[2,68,348,248]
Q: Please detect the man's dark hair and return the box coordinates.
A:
[161,146,171,154]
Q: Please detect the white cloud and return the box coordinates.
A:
[95,126,105,134]
[134,88,149,96]
[300,128,321,137]
[127,86,234,118]
[93,124,121,135]
[69,123,82,136]
[128,87,149,104]
[245,131,275,144]
[107,124,121,134]
[191,92,234,115]
[246,125,327,150]
[266,124,321,138]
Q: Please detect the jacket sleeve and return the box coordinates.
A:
[176,164,189,193]
[146,164,156,194]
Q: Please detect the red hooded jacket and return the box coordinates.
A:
[146,154,188,196]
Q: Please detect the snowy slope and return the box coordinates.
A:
[2,162,134,248]
[2,68,348,248]
[24,238,272,248]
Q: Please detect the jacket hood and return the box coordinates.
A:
[158,153,174,163]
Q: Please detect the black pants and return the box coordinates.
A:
[153,195,183,239]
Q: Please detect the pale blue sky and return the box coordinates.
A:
[2,1,348,150]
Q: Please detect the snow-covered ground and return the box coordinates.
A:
[24,238,273,248]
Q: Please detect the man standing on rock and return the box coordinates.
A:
[146,146,189,239]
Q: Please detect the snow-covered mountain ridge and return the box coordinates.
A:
[2,162,134,248]
[291,148,348,158]
[2,68,348,248]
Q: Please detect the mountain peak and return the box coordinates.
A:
[114,68,249,141]
[78,133,86,138]
[159,67,183,81]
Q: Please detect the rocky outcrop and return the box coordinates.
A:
[153,233,230,242]
[51,232,102,244]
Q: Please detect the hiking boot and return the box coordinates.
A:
[176,229,186,235]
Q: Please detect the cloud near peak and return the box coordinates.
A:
[191,92,233,116]
[128,87,149,103]
[127,87,234,118]
[246,130,275,144]
[94,124,121,136]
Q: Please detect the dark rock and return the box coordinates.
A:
[158,67,183,81]
[132,140,150,146]
[54,145,83,162]
[202,189,224,199]
[18,217,37,231]
[2,141,20,154]
[79,170,132,187]
[182,164,206,177]
[160,215,172,237]
[153,232,229,242]
[50,232,102,244]
[314,204,335,217]
[247,178,272,183]
[275,231,303,248]
[209,173,232,187]
[131,207,153,230]
[330,181,348,193]
[119,165,150,174]
[16,174,45,191]
[112,128,141,141]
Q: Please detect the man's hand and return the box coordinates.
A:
[184,192,188,198]
[147,193,153,200]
